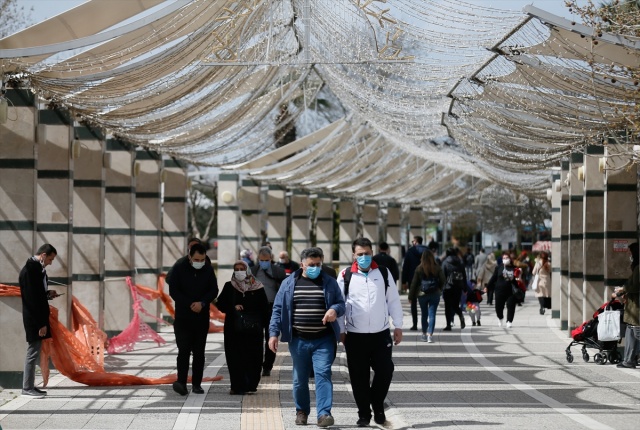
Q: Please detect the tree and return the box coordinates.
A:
[0,0,33,39]
[451,212,478,246]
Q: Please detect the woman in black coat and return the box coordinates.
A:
[216,260,269,395]
[486,252,520,328]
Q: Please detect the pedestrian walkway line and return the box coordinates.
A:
[172,354,226,430]
[460,331,615,430]
[240,354,285,430]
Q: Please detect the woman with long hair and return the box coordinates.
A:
[409,250,446,343]
[216,261,269,395]
[532,251,551,314]
[478,253,497,304]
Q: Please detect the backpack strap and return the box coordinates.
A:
[343,265,389,298]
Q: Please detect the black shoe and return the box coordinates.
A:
[443,326,452,331]
[460,318,466,329]
[33,387,47,395]
[357,417,370,427]
[477,320,481,326]
[617,362,637,369]
[262,369,271,377]
[409,326,418,331]
[373,412,386,425]
[472,322,476,326]
[191,386,204,394]
[172,381,188,396]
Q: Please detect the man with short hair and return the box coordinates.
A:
[338,237,404,427]
[167,243,218,396]
[402,236,428,330]
[252,246,287,376]
[277,250,300,275]
[268,247,345,427]
[373,241,399,283]
[19,244,61,398]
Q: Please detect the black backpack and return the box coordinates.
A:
[445,269,465,291]
[342,265,390,298]
[420,273,439,293]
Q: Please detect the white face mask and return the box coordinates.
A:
[502,258,511,266]
[192,261,205,270]
[278,258,286,264]
[234,271,247,281]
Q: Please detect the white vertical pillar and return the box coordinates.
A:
[162,158,188,275]
[362,201,378,245]
[604,147,637,296]
[386,204,402,263]
[582,146,605,320]
[0,88,37,388]
[559,160,569,331]
[103,139,134,334]
[291,192,310,260]
[550,173,561,320]
[568,153,584,333]
[267,185,287,256]
[409,207,423,240]
[217,174,240,283]
[316,195,334,264]
[339,200,356,269]
[240,178,262,256]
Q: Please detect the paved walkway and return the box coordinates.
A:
[1,294,640,429]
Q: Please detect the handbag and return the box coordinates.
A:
[420,275,439,293]
[597,307,621,341]
[234,311,263,335]
[530,274,539,291]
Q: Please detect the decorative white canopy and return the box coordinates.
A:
[1,1,635,207]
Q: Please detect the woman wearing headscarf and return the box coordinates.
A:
[478,253,497,305]
[216,261,269,395]
[486,252,520,328]
[532,251,551,315]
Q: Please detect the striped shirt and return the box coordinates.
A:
[292,276,330,338]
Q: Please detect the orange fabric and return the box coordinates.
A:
[0,283,223,387]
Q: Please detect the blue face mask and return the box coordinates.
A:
[306,265,322,279]
[259,261,271,271]
[357,255,372,269]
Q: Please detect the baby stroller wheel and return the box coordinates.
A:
[594,353,607,365]
[608,350,622,364]
[582,352,589,362]
[566,353,574,363]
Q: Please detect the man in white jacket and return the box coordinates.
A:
[338,237,404,428]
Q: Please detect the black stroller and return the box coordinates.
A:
[565,298,623,365]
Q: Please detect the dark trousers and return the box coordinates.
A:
[263,302,276,371]
[174,317,209,386]
[225,330,263,393]
[486,288,494,305]
[23,339,42,391]
[443,290,463,327]
[494,289,518,322]
[410,299,418,328]
[344,329,394,420]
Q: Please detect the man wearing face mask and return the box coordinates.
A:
[277,251,300,275]
[251,246,287,377]
[486,252,520,328]
[268,247,345,427]
[338,237,404,427]
[166,243,218,396]
[19,244,60,398]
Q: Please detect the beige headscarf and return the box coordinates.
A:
[230,260,264,295]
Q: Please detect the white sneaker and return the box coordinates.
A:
[427,335,433,343]
[498,319,503,327]
[506,322,512,328]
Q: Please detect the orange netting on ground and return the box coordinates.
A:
[0,283,223,387]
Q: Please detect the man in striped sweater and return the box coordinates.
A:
[268,247,345,427]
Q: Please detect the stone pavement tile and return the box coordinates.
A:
[0,413,49,429]
[127,414,177,430]
[36,415,93,429]
[82,413,136,429]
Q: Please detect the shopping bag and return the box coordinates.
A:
[530,274,539,291]
[597,308,621,341]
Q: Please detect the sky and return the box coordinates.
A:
[17,0,582,27]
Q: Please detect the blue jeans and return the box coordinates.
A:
[418,293,441,335]
[288,335,335,418]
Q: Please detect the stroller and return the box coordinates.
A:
[565,298,623,365]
